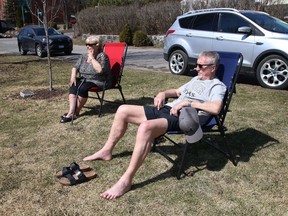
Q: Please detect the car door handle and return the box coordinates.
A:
[216,36,224,40]
[186,33,193,37]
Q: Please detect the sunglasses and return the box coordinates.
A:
[85,43,97,46]
[196,63,214,69]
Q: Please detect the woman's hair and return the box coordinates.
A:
[85,35,104,51]
[199,51,220,66]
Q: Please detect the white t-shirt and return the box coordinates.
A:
[166,76,227,125]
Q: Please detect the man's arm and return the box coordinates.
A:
[191,100,223,115]
[154,89,180,110]
[169,100,223,117]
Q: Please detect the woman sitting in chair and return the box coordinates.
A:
[61,35,112,123]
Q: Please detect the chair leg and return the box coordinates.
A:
[177,141,188,179]
[201,138,238,166]
[96,90,105,117]
[153,136,189,179]
[118,86,126,104]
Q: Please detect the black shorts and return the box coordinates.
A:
[144,105,180,132]
[69,80,97,98]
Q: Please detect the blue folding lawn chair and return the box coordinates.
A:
[152,51,243,179]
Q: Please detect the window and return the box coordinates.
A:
[218,13,251,33]
[179,13,217,31]
[243,12,288,34]
[179,16,194,29]
[192,14,217,31]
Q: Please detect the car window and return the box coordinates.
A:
[19,28,27,36]
[192,13,217,31]
[218,13,251,33]
[27,28,34,36]
[242,12,288,34]
[179,16,193,29]
[47,28,61,35]
[34,28,60,36]
[179,13,217,31]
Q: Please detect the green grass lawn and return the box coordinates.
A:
[0,55,287,215]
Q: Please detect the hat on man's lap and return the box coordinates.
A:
[179,107,203,143]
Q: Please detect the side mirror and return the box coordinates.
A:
[238,26,252,34]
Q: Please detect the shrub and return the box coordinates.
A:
[132,30,152,47]
[77,5,138,35]
[48,21,58,29]
[76,1,180,35]
[119,24,133,45]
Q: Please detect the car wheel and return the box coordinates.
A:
[36,44,45,57]
[256,55,288,90]
[169,50,188,75]
[19,44,27,55]
[64,50,72,55]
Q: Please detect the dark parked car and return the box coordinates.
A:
[17,26,73,57]
[0,20,15,33]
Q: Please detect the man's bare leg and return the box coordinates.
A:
[100,118,168,200]
[83,105,147,161]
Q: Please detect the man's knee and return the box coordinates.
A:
[117,104,128,113]
[138,121,154,134]
[115,104,131,118]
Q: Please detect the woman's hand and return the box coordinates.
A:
[69,77,77,87]
[87,52,94,62]
[86,46,95,62]
[69,68,77,86]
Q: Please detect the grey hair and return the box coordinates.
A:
[85,35,104,51]
[198,51,220,66]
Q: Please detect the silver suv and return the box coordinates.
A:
[163,8,288,90]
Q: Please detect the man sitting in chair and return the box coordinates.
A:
[83,51,227,200]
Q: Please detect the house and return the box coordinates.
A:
[0,0,79,27]
[0,0,6,20]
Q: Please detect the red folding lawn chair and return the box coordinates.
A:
[89,42,128,116]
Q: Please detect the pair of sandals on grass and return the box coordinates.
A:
[55,162,97,186]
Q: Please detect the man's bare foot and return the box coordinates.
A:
[100,178,131,200]
[83,149,112,161]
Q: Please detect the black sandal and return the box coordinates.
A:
[60,116,72,123]
[55,162,91,178]
[60,113,68,118]
[58,170,97,186]
[60,113,78,120]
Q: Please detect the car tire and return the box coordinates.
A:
[169,50,188,75]
[256,55,288,90]
[64,50,72,55]
[36,44,45,58]
[19,44,27,55]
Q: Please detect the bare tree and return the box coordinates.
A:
[181,0,285,12]
[26,0,64,91]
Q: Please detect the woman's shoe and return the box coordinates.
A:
[61,113,78,119]
[60,116,72,123]
[60,113,68,118]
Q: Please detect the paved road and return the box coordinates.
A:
[0,37,170,73]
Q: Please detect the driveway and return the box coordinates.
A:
[0,37,169,73]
